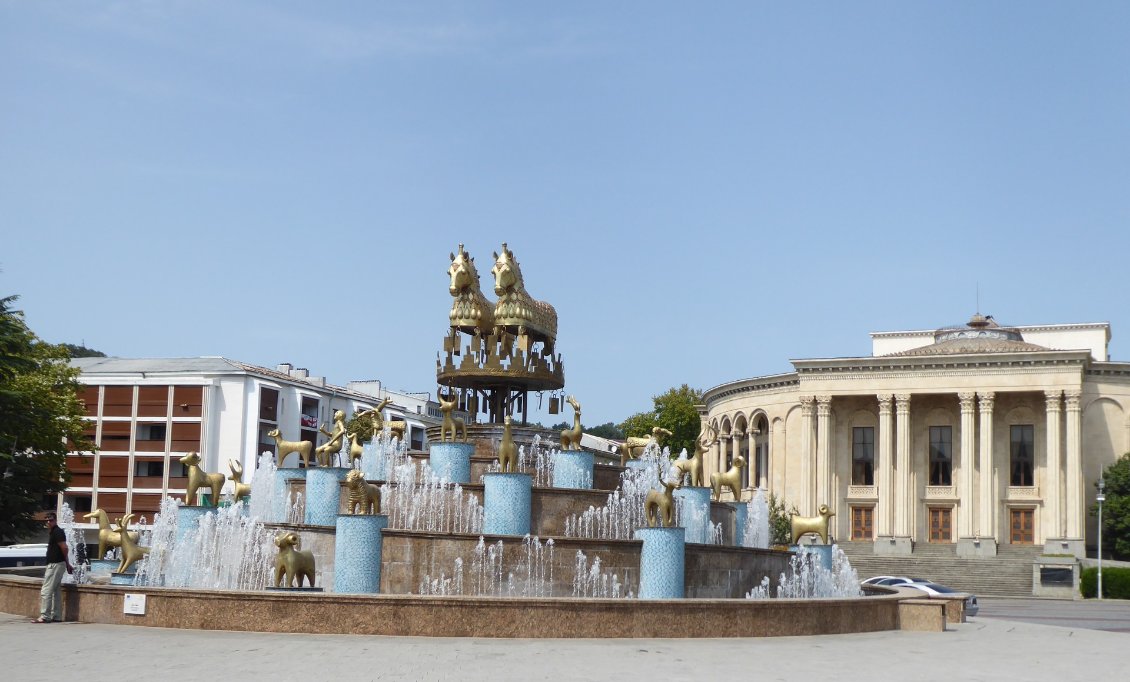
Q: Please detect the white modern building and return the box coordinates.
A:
[63,357,440,519]
[702,315,1130,558]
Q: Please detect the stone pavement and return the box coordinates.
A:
[1,600,1128,682]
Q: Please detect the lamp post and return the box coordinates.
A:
[1096,477,1105,600]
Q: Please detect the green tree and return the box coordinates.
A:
[1091,453,1130,559]
[0,295,92,542]
[586,422,624,440]
[768,493,799,547]
[618,384,704,457]
[61,343,105,358]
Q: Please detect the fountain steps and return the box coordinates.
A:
[837,541,1041,597]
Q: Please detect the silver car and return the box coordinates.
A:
[902,581,979,617]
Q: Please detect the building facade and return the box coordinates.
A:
[702,316,1130,558]
[64,358,440,519]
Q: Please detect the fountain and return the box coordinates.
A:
[0,243,909,639]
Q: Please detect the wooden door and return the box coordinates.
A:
[928,507,952,543]
[851,506,874,540]
[1010,509,1035,544]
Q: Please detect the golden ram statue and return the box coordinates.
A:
[790,504,835,545]
[491,242,557,353]
[274,531,316,588]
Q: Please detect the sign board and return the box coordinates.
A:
[300,414,319,428]
[123,593,146,616]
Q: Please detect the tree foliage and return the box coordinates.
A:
[0,295,92,542]
[586,422,624,440]
[62,343,106,358]
[618,384,704,457]
[1091,452,1130,559]
[768,493,799,547]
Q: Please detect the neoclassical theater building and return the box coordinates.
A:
[701,315,1129,558]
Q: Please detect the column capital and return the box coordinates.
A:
[958,392,977,412]
[1065,391,1082,411]
[799,395,814,415]
[877,394,893,413]
[1045,390,1063,410]
[816,395,832,416]
[894,394,911,412]
[977,391,995,412]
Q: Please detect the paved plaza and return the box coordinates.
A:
[1,598,1127,681]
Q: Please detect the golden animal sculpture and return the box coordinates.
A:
[490,243,558,353]
[228,460,252,502]
[438,391,467,443]
[179,451,225,507]
[645,465,682,528]
[345,469,381,514]
[710,455,746,502]
[559,395,582,451]
[267,428,314,469]
[115,514,150,574]
[353,399,407,444]
[672,424,714,488]
[448,243,495,336]
[274,531,316,588]
[620,427,673,467]
[498,416,518,473]
[83,509,138,560]
[790,504,836,545]
[316,409,347,466]
[347,432,365,467]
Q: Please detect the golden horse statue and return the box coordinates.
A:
[448,243,495,336]
[490,242,557,353]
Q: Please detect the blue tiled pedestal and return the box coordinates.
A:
[334,514,389,594]
[634,526,686,599]
[791,543,835,571]
[728,501,748,547]
[429,443,474,483]
[176,505,212,542]
[88,559,118,578]
[483,472,532,536]
[674,486,711,544]
[272,468,308,523]
[305,467,351,526]
[552,451,594,489]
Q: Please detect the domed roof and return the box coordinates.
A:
[886,314,1050,357]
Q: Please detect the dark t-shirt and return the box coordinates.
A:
[45,525,66,564]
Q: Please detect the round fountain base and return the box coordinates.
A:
[483,472,532,535]
[334,514,388,594]
[429,442,474,483]
[305,467,352,526]
[634,526,686,599]
[552,450,594,489]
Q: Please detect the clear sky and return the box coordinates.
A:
[2,2,1128,427]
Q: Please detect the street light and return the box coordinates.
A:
[1096,477,1105,600]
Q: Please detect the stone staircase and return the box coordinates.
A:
[837,541,1045,597]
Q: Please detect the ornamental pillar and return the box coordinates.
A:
[799,396,815,514]
[977,392,996,539]
[816,395,832,511]
[1064,391,1083,539]
[876,394,893,537]
[1044,390,1063,540]
[958,392,977,538]
[894,394,912,537]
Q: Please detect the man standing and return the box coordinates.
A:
[35,512,72,623]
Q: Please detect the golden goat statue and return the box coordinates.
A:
[710,455,745,502]
[438,391,467,443]
[274,531,316,588]
[228,459,251,502]
[115,513,150,574]
[645,465,682,528]
[790,504,836,545]
[267,428,314,469]
[179,451,225,507]
[672,424,714,488]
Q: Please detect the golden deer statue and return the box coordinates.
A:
[83,509,138,560]
[498,416,518,473]
[438,391,467,443]
[179,451,225,507]
[645,465,682,528]
[228,459,251,502]
[559,395,582,451]
[115,513,149,574]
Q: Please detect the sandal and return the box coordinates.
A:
[32,616,52,623]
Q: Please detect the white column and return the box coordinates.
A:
[958,392,977,538]
[746,429,756,489]
[719,435,729,481]
[876,394,893,537]
[799,396,815,514]
[1065,391,1083,539]
[977,392,995,539]
[1045,390,1063,540]
[763,422,773,489]
[732,430,744,495]
[894,394,912,537]
[816,395,832,510]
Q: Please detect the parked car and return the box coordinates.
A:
[861,576,927,587]
[901,581,979,616]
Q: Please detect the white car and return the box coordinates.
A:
[902,581,979,617]
[861,575,926,587]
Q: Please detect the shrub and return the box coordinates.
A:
[1080,566,1130,599]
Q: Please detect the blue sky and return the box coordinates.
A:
[2,2,1128,427]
